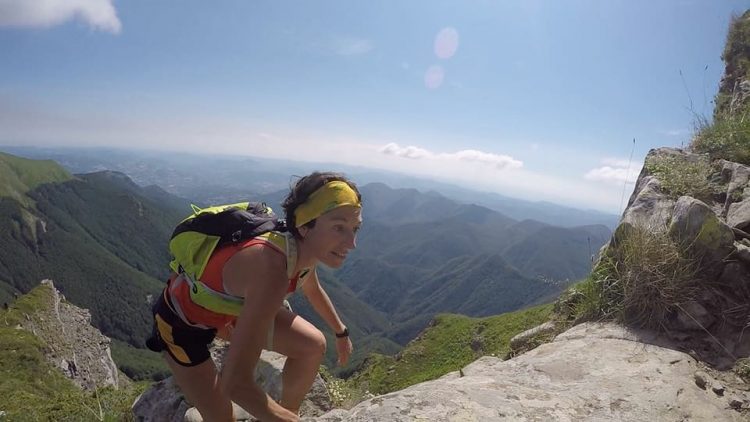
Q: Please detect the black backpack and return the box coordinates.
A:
[168,201,286,279]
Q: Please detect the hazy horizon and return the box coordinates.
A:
[1,1,746,213]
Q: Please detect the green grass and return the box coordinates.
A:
[644,153,714,201]
[715,10,750,119]
[558,225,701,329]
[735,358,750,383]
[690,111,750,166]
[341,303,553,399]
[111,339,170,381]
[691,10,750,165]
[0,152,72,206]
[0,286,150,421]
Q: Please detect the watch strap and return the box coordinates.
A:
[335,327,349,338]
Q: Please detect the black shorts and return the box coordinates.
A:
[145,290,217,367]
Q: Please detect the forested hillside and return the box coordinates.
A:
[0,151,610,376]
[0,154,186,346]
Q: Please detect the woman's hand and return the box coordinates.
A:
[336,336,353,366]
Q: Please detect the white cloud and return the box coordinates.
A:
[0,97,627,213]
[452,149,523,169]
[0,0,121,33]
[333,37,373,56]
[380,143,431,159]
[380,142,522,170]
[584,158,641,185]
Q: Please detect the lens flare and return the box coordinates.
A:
[424,65,444,89]
[434,27,459,59]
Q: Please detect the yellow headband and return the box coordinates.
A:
[294,181,361,227]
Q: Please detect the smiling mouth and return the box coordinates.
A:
[332,251,347,259]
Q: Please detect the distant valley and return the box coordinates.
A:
[0,149,610,375]
[2,146,619,229]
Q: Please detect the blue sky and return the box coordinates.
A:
[0,1,747,213]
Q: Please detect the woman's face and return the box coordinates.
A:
[299,205,362,268]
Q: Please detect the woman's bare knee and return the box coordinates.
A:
[308,328,326,357]
[272,311,327,359]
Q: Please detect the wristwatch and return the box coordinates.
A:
[335,327,349,338]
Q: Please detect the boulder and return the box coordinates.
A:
[620,176,674,231]
[18,280,119,391]
[727,199,750,231]
[508,321,557,355]
[312,323,750,421]
[719,160,750,230]
[132,350,332,421]
[131,377,190,422]
[668,196,736,268]
[719,161,750,199]
[253,350,333,418]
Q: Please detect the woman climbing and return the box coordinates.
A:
[147,172,361,421]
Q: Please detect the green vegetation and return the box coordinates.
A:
[0,168,185,348]
[644,153,714,201]
[0,152,72,207]
[559,226,701,329]
[338,303,553,402]
[0,286,148,421]
[111,339,170,381]
[714,11,750,118]
[735,358,750,383]
[691,112,750,165]
[691,11,750,165]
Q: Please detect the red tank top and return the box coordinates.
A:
[167,234,301,329]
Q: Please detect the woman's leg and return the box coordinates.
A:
[269,308,326,414]
[164,352,234,422]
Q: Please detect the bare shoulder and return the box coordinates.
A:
[223,244,287,297]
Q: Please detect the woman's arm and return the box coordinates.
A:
[219,246,298,422]
[301,269,353,365]
[301,269,345,333]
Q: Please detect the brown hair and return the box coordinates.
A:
[282,171,361,238]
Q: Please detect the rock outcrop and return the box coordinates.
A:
[132,347,332,421]
[613,149,750,369]
[716,10,750,118]
[313,323,749,421]
[16,279,119,390]
[308,147,750,421]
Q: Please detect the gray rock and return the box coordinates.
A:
[712,384,726,396]
[132,350,331,421]
[315,323,750,421]
[727,198,750,231]
[718,261,750,292]
[668,196,736,267]
[253,350,332,418]
[736,243,750,265]
[676,301,715,331]
[20,280,119,391]
[509,321,557,354]
[694,371,708,389]
[620,176,674,231]
[719,161,750,199]
[131,377,190,422]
